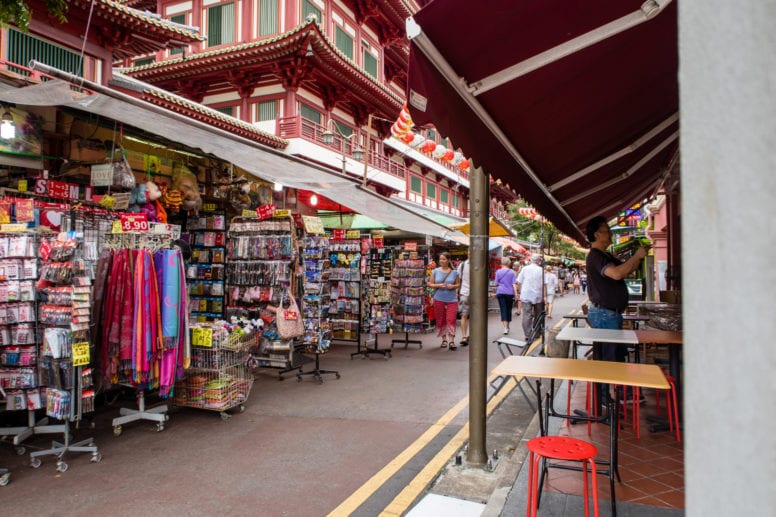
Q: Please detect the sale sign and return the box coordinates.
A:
[119,213,149,232]
[256,203,276,220]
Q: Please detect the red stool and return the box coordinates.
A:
[654,374,681,442]
[526,436,600,517]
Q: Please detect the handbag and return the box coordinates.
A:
[276,290,304,340]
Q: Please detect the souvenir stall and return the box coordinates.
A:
[390,243,430,349]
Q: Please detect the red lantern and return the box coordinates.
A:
[441,150,455,162]
[458,159,470,171]
[401,133,416,144]
[420,141,437,153]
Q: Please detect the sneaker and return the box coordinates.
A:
[503,329,509,335]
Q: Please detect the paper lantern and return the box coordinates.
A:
[441,150,455,162]
[458,159,470,171]
[398,106,413,126]
[420,141,437,153]
[401,132,416,144]
[408,134,426,148]
[431,144,447,159]
[451,152,464,166]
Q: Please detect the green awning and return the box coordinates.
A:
[318,213,389,230]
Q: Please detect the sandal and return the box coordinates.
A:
[440,340,448,348]
[460,337,469,347]
[449,343,457,350]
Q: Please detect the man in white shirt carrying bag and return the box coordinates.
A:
[457,258,471,346]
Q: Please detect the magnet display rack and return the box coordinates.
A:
[226,216,302,379]
[327,237,362,348]
[355,245,393,359]
[297,234,339,383]
[390,247,428,349]
[0,231,42,460]
[186,206,226,321]
[32,231,100,472]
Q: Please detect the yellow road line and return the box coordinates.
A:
[329,319,570,516]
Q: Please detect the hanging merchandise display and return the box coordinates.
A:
[226,216,303,379]
[352,236,392,359]
[390,246,428,349]
[186,207,227,321]
[301,235,332,354]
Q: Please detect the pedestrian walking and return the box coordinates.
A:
[516,254,546,340]
[493,257,517,334]
[457,257,470,346]
[429,252,461,350]
[544,266,558,319]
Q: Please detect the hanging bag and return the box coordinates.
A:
[276,289,304,340]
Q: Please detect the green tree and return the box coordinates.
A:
[507,199,584,260]
[0,1,68,31]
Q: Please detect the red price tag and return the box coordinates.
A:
[283,310,298,321]
[404,241,418,251]
[119,213,149,232]
[373,236,384,249]
[256,203,276,220]
[331,229,346,240]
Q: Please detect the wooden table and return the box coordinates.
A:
[493,356,669,516]
[563,312,650,329]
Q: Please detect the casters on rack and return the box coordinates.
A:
[238,405,246,413]
[113,425,123,437]
[56,460,68,473]
[91,452,102,463]
[220,412,231,421]
[15,446,26,456]
[155,423,165,432]
[0,472,10,486]
[30,457,41,469]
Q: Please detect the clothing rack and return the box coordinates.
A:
[100,230,179,434]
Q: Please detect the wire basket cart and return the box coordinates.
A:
[174,327,255,420]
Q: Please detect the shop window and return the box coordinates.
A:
[208,2,235,47]
[6,28,83,78]
[170,14,187,55]
[362,42,378,78]
[300,103,322,125]
[426,128,437,142]
[259,0,278,36]
[440,189,449,205]
[453,195,459,208]
[257,100,277,122]
[426,183,436,200]
[302,0,322,24]
[410,176,422,194]
[335,26,354,59]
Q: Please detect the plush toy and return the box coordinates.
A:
[128,183,148,213]
[171,166,202,213]
[162,188,183,214]
[141,181,167,223]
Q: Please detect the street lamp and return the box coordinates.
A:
[321,120,364,176]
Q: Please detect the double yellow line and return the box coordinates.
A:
[328,318,568,516]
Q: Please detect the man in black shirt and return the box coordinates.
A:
[585,216,649,362]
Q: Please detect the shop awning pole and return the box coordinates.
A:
[467,164,489,465]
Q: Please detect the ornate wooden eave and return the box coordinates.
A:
[490,178,519,203]
[121,21,404,119]
[111,73,288,149]
[34,0,204,60]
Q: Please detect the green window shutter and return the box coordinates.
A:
[257,100,277,121]
[214,106,234,116]
[208,3,235,47]
[440,190,449,204]
[335,26,354,59]
[334,121,353,137]
[440,137,449,148]
[300,103,321,124]
[426,129,436,141]
[6,28,83,77]
[259,0,278,36]
[134,57,155,66]
[410,176,422,194]
[302,0,322,23]
[453,195,459,208]
[170,14,187,54]
[363,51,378,78]
[426,183,436,199]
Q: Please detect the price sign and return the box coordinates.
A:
[256,203,276,220]
[283,310,299,321]
[48,179,77,200]
[302,215,324,235]
[331,229,346,240]
[346,229,361,239]
[72,342,91,367]
[404,241,418,251]
[191,327,213,348]
[17,179,28,192]
[119,213,149,232]
[274,209,291,217]
[373,236,384,248]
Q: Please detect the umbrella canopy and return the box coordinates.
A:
[318,212,389,230]
[449,217,512,237]
[406,0,678,243]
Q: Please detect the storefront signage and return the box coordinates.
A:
[346,230,361,239]
[191,327,213,348]
[72,342,91,366]
[373,236,384,249]
[91,163,113,187]
[274,209,291,218]
[256,203,276,220]
[331,229,346,240]
[119,213,149,232]
[302,216,324,235]
[404,241,418,251]
[46,179,80,200]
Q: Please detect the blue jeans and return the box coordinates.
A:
[587,306,627,362]
[496,294,514,323]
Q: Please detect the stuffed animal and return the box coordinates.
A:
[171,166,202,213]
[141,181,167,223]
[128,183,148,213]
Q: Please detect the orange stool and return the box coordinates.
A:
[526,436,600,517]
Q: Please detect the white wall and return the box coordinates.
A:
[681,1,776,514]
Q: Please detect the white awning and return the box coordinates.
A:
[0,79,463,241]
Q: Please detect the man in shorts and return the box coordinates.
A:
[457,258,471,346]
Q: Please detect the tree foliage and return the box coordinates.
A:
[508,200,585,260]
[0,1,68,31]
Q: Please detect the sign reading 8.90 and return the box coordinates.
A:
[119,213,149,232]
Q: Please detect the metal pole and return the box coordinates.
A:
[362,113,372,186]
[467,164,489,465]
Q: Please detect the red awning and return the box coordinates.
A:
[406,0,678,243]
